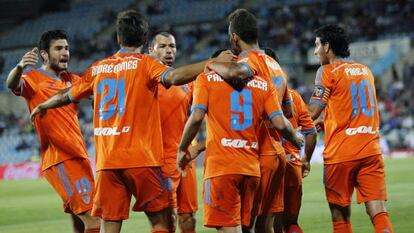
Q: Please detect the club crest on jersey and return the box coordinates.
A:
[312,85,330,101]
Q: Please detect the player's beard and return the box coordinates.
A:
[49,58,68,73]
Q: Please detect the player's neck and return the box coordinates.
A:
[119,46,142,53]
[40,65,58,76]
[239,42,259,53]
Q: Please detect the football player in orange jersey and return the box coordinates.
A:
[176,48,303,233]
[207,9,293,233]
[6,30,100,233]
[30,10,233,233]
[308,24,393,233]
[149,31,200,233]
[282,89,317,233]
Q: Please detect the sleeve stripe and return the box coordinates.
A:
[68,89,79,104]
[282,98,292,105]
[302,128,317,135]
[240,63,252,77]
[268,110,283,120]
[309,99,326,107]
[191,104,207,112]
[160,68,173,87]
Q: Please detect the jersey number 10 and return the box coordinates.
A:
[97,78,126,120]
[350,79,375,118]
[230,89,253,130]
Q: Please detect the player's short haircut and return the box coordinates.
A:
[228,9,258,44]
[315,24,350,58]
[149,31,174,48]
[39,30,68,53]
[117,10,148,47]
[210,48,228,58]
[263,47,280,63]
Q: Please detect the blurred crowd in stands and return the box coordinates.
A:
[0,0,413,163]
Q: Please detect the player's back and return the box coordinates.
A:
[238,49,290,155]
[311,60,381,163]
[75,50,169,170]
[158,83,192,164]
[193,71,281,179]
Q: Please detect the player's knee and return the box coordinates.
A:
[365,200,387,219]
[329,203,350,222]
[77,211,100,229]
[178,213,196,230]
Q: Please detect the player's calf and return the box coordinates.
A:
[178,213,196,233]
[365,200,393,233]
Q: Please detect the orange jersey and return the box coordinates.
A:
[159,83,192,164]
[69,49,171,171]
[238,49,292,156]
[283,89,316,165]
[12,68,88,171]
[310,60,381,164]
[193,71,282,179]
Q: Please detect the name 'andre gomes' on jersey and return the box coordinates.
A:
[92,60,138,76]
[206,72,268,91]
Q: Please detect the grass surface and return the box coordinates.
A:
[0,157,413,233]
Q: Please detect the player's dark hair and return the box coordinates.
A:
[315,24,350,58]
[263,47,280,63]
[149,31,174,48]
[210,48,228,58]
[117,10,148,47]
[228,9,258,44]
[39,30,68,53]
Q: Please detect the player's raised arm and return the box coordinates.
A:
[30,87,71,121]
[163,50,236,86]
[6,47,38,90]
[206,59,251,82]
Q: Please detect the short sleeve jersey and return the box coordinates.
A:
[69,50,170,170]
[192,71,282,179]
[159,83,192,164]
[238,49,292,156]
[283,89,316,165]
[12,68,88,171]
[309,60,381,164]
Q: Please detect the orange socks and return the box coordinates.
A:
[84,228,100,233]
[372,212,393,233]
[151,228,170,233]
[333,220,353,233]
[286,224,303,233]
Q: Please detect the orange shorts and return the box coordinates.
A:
[162,161,198,214]
[284,162,302,217]
[252,154,286,216]
[92,167,171,221]
[324,154,387,207]
[43,158,94,215]
[203,174,259,228]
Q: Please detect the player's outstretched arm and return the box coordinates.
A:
[301,132,317,178]
[165,50,236,86]
[270,115,304,149]
[207,60,250,82]
[30,88,71,121]
[6,47,38,90]
[177,109,205,173]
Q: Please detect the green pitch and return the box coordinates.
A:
[1,157,413,233]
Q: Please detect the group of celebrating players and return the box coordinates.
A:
[6,7,393,233]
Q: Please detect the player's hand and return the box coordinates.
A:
[177,149,193,176]
[314,119,324,132]
[214,50,237,63]
[17,47,38,69]
[293,129,305,149]
[301,159,311,178]
[30,105,47,123]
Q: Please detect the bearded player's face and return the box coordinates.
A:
[46,39,70,72]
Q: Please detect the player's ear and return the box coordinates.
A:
[40,50,48,62]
